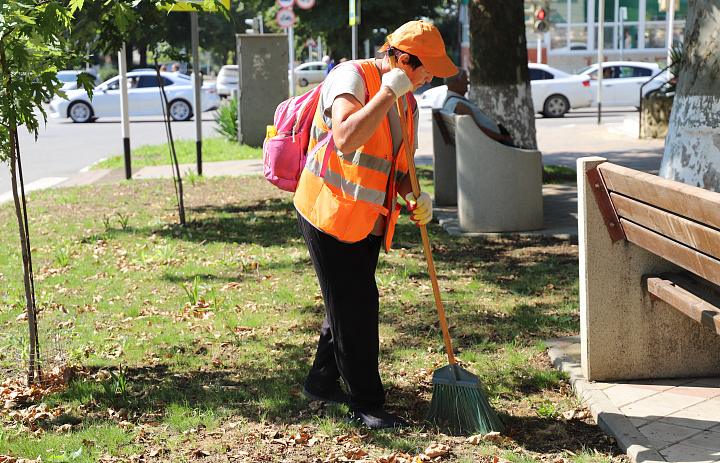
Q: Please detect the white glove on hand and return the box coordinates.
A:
[381,68,413,98]
[405,192,433,226]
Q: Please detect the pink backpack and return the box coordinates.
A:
[263,61,363,192]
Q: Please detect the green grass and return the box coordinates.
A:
[543,164,577,184]
[0,172,619,462]
[92,136,262,170]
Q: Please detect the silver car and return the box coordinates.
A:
[292,61,327,87]
[49,71,220,123]
[216,65,238,98]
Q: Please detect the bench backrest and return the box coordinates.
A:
[432,109,456,146]
[587,162,720,288]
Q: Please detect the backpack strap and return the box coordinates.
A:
[312,60,367,179]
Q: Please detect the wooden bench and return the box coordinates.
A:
[579,156,720,382]
[431,110,543,233]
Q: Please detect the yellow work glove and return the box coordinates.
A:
[405,192,433,226]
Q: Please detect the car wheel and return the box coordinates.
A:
[299,78,308,87]
[169,99,192,121]
[542,94,570,118]
[68,101,94,123]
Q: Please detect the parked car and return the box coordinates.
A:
[575,61,668,107]
[418,84,449,109]
[529,63,593,117]
[418,64,592,118]
[291,61,327,87]
[216,65,238,98]
[49,71,219,123]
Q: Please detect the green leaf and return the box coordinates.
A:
[68,0,85,14]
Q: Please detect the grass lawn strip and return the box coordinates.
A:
[0,174,624,463]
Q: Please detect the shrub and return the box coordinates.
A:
[99,64,119,82]
[214,97,238,142]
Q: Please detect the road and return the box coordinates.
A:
[0,108,221,198]
[1,104,647,202]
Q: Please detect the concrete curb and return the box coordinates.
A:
[546,339,666,463]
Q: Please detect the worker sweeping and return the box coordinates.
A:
[294,20,457,430]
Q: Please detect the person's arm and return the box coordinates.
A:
[331,68,412,154]
[331,89,398,153]
[453,101,515,145]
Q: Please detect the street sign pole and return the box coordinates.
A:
[191,11,203,175]
[119,43,131,180]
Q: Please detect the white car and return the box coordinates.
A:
[292,61,327,87]
[49,71,219,123]
[216,65,238,98]
[576,61,668,107]
[418,65,592,118]
[418,84,448,109]
[529,63,593,117]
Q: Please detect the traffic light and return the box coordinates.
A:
[534,2,550,33]
[244,16,263,34]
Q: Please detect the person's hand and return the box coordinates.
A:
[381,68,413,98]
[405,192,433,226]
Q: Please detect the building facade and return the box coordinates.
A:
[525,0,688,73]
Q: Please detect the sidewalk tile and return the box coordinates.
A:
[604,384,660,407]
[635,391,707,410]
[692,377,720,388]
[669,386,720,399]
[682,430,720,451]
[637,420,701,445]
[620,401,678,420]
[659,443,720,463]
[662,408,720,431]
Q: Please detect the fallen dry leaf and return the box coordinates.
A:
[423,442,450,458]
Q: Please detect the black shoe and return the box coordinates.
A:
[301,384,350,406]
[346,408,409,430]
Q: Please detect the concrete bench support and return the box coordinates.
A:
[578,156,720,382]
[455,114,543,232]
[431,110,457,207]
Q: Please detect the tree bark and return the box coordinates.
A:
[9,132,40,385]
[659,0,720,191]
[467,0,537,150]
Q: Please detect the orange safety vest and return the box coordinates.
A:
[294,59,415,252]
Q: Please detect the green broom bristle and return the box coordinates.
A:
[426,383,504,435]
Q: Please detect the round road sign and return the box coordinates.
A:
[276,0,294,8]
[276,8,296,28]
[296,0,315,9]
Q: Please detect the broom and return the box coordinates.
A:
[389,55,504,435]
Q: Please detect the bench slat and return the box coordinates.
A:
[611,193,720,261]
[621,219,720,288]
[599,163,720,231]
[646,274,720,335]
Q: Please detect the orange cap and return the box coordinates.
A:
[378,20,458,78]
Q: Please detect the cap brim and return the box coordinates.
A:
[422,54,459,79]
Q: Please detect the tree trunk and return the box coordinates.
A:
[9,132,40,385]
[659,0,720,190]
[467,0,537,150]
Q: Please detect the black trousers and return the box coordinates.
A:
[297,212,385,412]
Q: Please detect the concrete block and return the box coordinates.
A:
[578,157,720,382]
[431,112,457,206]
[455,114,543,232]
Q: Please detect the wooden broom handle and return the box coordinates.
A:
[389,55,456,365]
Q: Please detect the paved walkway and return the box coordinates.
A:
[5,108,719,463]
